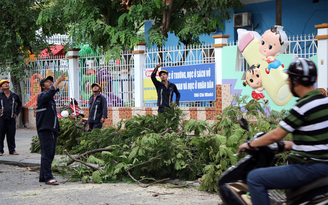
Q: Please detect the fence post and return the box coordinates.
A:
[132,43,147,107]
[213,35,230,115]
[315,23,328,96]
[67,48,81,101]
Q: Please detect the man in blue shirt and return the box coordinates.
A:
[151,63,180,113]
[87,83,107,130]
[0,79,22,156]
[36,74,65,185]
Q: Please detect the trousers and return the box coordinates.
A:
[0,118,16,154]
[38,129,57,182]
[247,163,328,205]
[89,122,103,130]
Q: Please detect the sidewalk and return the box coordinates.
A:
[0,129,48,167]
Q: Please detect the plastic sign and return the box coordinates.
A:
[165,63,216,101]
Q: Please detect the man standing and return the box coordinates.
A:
[0,79,22,156]
[237,58,328,205]
[36,74,65,185]
[87,83,107,130]
[151,63,180,113]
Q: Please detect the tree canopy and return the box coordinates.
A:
[37,0,243,56]
[0,0,48,94]
[0,0,243,93]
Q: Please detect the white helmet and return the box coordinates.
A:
[61,110,69,118]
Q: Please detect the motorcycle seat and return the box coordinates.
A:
[285,176,328,200]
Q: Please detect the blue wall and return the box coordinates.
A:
[145,0,328,46]
[237,0,328,39]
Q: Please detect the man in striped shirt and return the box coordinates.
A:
[237,58,328,205]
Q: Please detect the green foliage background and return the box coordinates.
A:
[37,0,243,58]
[31,95,291,191]
[0,0,50,95]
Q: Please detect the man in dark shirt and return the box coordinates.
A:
[151,63,180,114]
[36,74,65,185]
[0,79,22,156]
[87,83,107,130]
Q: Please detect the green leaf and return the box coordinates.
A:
[227,134,240,146]
[92,170,103,184]
[128,147,139,160]
[138,148,145,156]
[87,155,105,165]
[214,134,227,145]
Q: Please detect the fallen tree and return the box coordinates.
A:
[31,95,291,191]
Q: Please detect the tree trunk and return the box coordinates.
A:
[10,75,22,97]
[10,57,24,128]
[157,45,164,64]
[276,0,282,25]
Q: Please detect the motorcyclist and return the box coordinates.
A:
[237,58,328,205]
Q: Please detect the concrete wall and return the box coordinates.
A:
[22,84,234,129]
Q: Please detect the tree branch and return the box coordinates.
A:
[64,149,100,171]
[126,155,161,171]
[159,128,174,136]
[136,22,145,32]
[165,0,174,30]
[147,191,174,196]
[66,147,114,166]
[123,154,169,188]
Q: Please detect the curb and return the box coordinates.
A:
[0,157,40,167]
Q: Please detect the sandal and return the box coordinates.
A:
[46,179,59,185]
[0,153,3,156]
[10,152,19,155]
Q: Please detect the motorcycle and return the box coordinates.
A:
[217,118,328,205]
[57,98,89,131]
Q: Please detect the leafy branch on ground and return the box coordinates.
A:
[30,94,290,191]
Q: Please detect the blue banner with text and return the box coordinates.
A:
[164,63,216,101]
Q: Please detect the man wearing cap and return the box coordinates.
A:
[0,79,22,156]
[151,63,180,114]
[36,74,65,185]
[87,83,107,130]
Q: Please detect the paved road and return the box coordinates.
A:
[0,164,221,205]
[0,129,222,205]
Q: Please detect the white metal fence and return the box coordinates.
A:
[286,34,318,58]
[79,52,134,107]
[144,44,215,107]
[22,52,134,108]
[233,33,318,72]
[20,33,318,108]
[22,55,69,106]
[46,34,70,45]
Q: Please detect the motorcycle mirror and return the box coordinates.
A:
[239,118,249,131]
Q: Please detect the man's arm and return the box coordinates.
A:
[237,126,289,153]
[88,95,93,120]
[15,94,22,116]
[38,74,66,104]
[101,95,108,119]
[53,74,66,90]
[151,63,161,87]
[174,84,180,106]
[37,86,58,104]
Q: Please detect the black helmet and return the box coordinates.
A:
[285,58,317,86]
